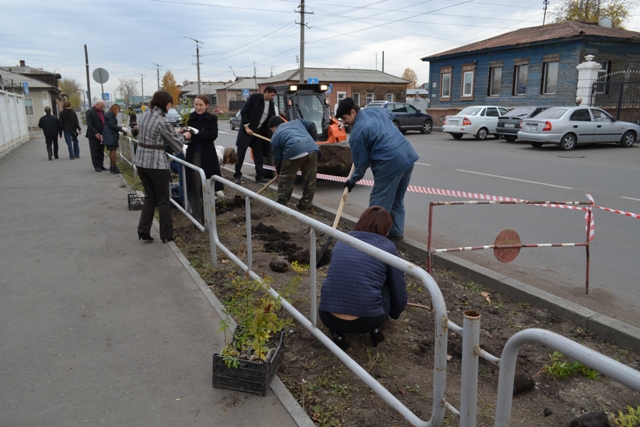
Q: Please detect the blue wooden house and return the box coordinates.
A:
[421,21,640,124]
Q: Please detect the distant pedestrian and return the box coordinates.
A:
[233,86,277,184]
[127,105,137,127]
[85,100,106,172]
[38,106,62,161]
[58,101,82,159]
[336,97,419,241]
[134,90,189,243]
[268,116,319,211]
[103,104,129,174]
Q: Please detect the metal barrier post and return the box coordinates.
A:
[494,329,640,427]
[245,195,253,272]
[310,227,317,327]
[460,310,481,427]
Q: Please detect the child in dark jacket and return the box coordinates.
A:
[319,206,407,349]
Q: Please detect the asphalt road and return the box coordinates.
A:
[216,124,640,328]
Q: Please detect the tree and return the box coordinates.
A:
[552,0,638,28]
[161,70,181,104]
[59,78,82,110]
[116,78,139,105]
[402,68,419,89]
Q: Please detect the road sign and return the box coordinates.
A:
[327,84,332,94]
[242,89,250,99]
[102,93,110,101]
[22,81,29,95]
[93,68,109,84]
[307,78,319,84]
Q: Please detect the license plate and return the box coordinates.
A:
[524,124,538,131]
[448,120,459,125]
[504,123,515,128]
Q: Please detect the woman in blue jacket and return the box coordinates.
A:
[103,104,127,174]
[319,206,407,349]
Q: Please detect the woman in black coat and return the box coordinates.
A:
[185,94,223,224]
[103,104,126,174]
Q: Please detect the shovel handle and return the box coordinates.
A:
[332,164,356,229]
[256,175,278,194]
[253,133,271,142]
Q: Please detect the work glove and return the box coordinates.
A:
[215,190,225,199]
[186,126,199,135]
[121,126,131,134]
[344,180,355,192]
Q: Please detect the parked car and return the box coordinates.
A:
[229,111,241,130]
[496,106,549,142]
[517,106,639,150]
[443,105,510,140]
[364,101,433,134]
[166,108,181,127]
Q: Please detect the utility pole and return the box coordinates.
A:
[543,0,548,25]
[296,0,313,83]
[184,35,203,95]
[84,44,92,108]
[150,62,162,90]
[382,51,385,73]
[137,73,144,106]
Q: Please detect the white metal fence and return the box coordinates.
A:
[0,90,29,158]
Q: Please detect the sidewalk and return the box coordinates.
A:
[0,135,308,426]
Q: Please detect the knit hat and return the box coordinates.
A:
[268,116,285,128]
[336,97,357,119]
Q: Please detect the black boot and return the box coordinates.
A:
[331,331,349,350]
[370,328,385,347]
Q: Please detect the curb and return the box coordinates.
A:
[309,198,640,354]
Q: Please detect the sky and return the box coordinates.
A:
[1,0,639,102]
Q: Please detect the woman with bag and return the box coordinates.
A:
[103,104,129,174]
[58,101,82,159]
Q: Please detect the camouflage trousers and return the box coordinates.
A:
[277,151,318,210]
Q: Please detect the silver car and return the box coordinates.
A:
[517,106,639,150]
[443,105,510,140]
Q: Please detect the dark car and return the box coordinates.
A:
[166,108,181,127]
[496,106,549,142]
[229,111,241,130]
[364,101,433,134]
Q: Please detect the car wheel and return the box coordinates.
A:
[530,142,543,148]
[475,128,488,140]
[393,121,402,132]
[559,134,577,151]
[420,120,433,134]
[504,135,517,142]
[620,130,636,147]
[451,133,463,140]
[230,122,235,130]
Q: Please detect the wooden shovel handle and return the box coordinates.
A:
[256,175,278,194]
[252,133,271,142]
[332,164,356,229]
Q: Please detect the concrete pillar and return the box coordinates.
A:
[576,55,601,106]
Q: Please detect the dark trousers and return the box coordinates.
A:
[234,137,269,180]
[277,152,318,209]
[88,138,104,168]
[137,168,173,240]
[319,285,390,335]
[45,135,59,158]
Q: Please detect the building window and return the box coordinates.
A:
[488,66,502,96]
[25,98,34,116]
[513,64,528,96]
[440,66,452,100]
[366,92,374,105]
[386,93,394,102]
[337,91,347,103]
[462,71,474,97]
[352,92,361,106]
[541,61,559,95]
[595,61,611,94]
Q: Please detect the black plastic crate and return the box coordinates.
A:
[212,331,284,396]
[127,193,146,210]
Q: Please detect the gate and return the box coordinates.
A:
[591,70,640,123]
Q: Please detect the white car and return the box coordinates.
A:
[443,105,510,140]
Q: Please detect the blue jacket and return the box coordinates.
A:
[319,231,407,319]
[103,111,123,147]
[348,108,419,183]
[270,119,319,165]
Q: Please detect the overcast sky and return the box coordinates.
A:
[2,0,639,101]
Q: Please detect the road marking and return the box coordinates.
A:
[621,196,640,202]
[415,162,431,167]
[456,169,573,189]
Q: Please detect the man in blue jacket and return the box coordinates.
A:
[268,116,320,211]
[336,98,419,241]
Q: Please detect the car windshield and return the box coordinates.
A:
[534,108,568,120]
[504,107,534,118]
[458,107,482,116]
[295,94,324,132]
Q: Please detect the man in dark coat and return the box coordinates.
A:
[233,86,277,184]
[85,100,106,172]
[37,106,62,161]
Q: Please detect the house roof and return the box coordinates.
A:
[0,68,56,89]
[220,77,269,91]
[422,21,640,60]
[260,68,408,84]
[184,82,228,96]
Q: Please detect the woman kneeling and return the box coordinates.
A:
[319,206,407,349]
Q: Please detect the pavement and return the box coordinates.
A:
[0,134,313,427]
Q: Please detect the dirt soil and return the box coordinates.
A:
[170,169,640,427]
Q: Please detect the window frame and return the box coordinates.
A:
[541,61,559,95]
[440,66,452,101]
[488,65,502,97]
[386,93,394,102]
[352,92,361,106]
[460,63,475,100]
[365,92,374,105]
[25,98,34,116]
[513,62,529,96]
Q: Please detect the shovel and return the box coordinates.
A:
[256,175,278,194]
[316,164,356,267]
